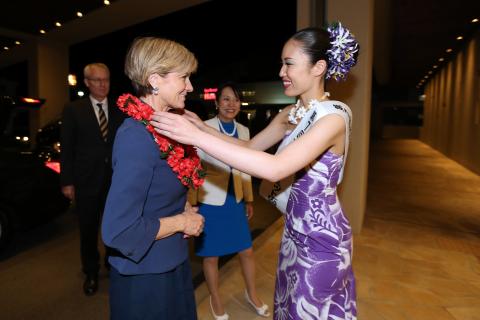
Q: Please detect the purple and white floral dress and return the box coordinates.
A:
[273,149,357,320]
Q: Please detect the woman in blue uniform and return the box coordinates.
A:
[189,83,269,319]
[101,36,205,320]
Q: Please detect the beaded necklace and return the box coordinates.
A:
[288,92,330,124]
[217,117,238,137]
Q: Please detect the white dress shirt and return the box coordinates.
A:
[89,95,109,123]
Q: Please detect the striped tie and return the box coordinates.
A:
[97,103,108,141]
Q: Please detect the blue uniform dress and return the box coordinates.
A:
[102,118,197,320]
[195,120,252,257]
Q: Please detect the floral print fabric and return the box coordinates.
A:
[274,151,357,320]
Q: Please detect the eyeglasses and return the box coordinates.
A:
[87,78,110,84]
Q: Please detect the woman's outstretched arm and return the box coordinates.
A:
[151,106,294,152]
[154,111,345,182]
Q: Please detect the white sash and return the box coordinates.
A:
[259,100,352,214]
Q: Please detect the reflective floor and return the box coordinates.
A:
[1,139,480,320]
[196,139,480,320]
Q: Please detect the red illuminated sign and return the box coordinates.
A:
[203,88,218,101]
[203,93,216,100]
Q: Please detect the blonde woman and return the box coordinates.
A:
[102,37,204,320]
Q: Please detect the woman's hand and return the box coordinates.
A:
[184,201,193,211]
[182,206,204,237]
[156,205,204,240]
[183,110,206,130]
[150,111,201,146]
[245,202,254,220]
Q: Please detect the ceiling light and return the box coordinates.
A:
[433,65,438,69]
[472,18,479,23]
[428,71,433,74]
[4,46,9,50]
[104,0,110,5]
[438,58,445,62]
[39,29,46,34]
[15,41,21,45]
[424,75,429,79]
[77,11,83,17]
[55,22,62,27]
[456,36,463,40]
[446,48,453,53]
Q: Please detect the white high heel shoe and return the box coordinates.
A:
[209,295,229,320]
[244,290,270,318]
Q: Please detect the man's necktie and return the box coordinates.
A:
[97,103,108,141]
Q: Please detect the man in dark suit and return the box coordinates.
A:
[60,63,125,296]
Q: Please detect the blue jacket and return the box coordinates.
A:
[102,118,188,275]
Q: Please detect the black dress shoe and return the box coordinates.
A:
[83,274,98,296]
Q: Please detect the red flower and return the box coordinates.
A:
[173,146,184,158]
[116,93,205,189]
[146,125,156,134]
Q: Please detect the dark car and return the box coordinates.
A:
[0,96,70,250]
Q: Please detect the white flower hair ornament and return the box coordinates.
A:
[326,22,359,81]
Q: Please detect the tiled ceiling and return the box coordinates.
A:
[0,0,106,35]
[0,35,19,49]
[0,0,109,51]
[391,0,480,89]
[0,0,479,91]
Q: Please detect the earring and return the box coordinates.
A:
[152,87,159,95]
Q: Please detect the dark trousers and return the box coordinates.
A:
[76,190,109,275]
[109,260,197,320]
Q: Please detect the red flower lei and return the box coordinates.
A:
[117,93,205,189]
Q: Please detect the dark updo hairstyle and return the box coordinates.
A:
[290,27,332,66]
[290,25,360,80]
[216,81,243,103]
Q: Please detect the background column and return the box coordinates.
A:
[297,0,374,233]
[327,0,374,233]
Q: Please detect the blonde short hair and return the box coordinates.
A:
[124,37,198,96]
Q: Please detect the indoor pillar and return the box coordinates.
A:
[297,0,374,233]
